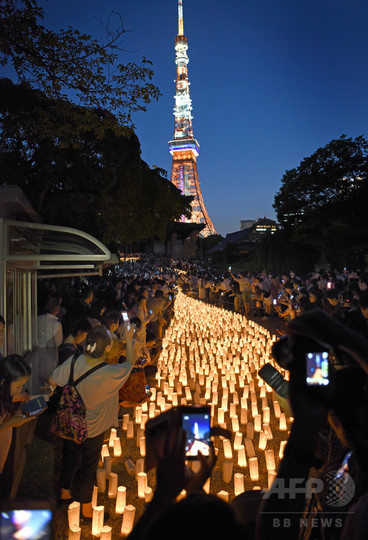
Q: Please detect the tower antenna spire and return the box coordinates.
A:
[178,0,184,36]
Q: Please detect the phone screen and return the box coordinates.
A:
[181,408,211,459]
[273,299,277,305]
[306,352,329,386]
[122,312,129,323]
[0,509,52,539]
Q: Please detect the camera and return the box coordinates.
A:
[145,405,211,471]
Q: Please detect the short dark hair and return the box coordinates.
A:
[101,310,120,331]
[69,317,92,337]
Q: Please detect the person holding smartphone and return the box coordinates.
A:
[229,270,252,316]
[0,355,34,476]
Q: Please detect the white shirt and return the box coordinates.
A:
[37,313,63,348]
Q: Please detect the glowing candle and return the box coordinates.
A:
[109,428,117,447]
[223,439,233,459]
[263,423,273,440]
[96,469,106,493]
[273,400,281,418]
[217,490,229,502]
[115,486,126,514]
[100,525,112,540]
[217,408,225,424]
[140,414,148,429]
[113,437,122,457]
[237,445,247,467]
[92,505,104,537]
[120,505,136,537]
[234,431,243,450]
[122,414,130,430]
[137,472,148,498]
[135,407,142,424]
[234,472,245,496]
[92,485,98,507]
[136,428,144,447]
[68,501,80,528]
[249,457,259,481]
[223,459,233,483]
[139,436,146,457]
[279,440,287,459]
[144,486,153,502]
[258,431,267,451]
[265,449,276,471]
[101,444,110,460]
[203,477,210,494]
[127,421,134,439]
[254,415,262,432]
[68,526,81,540]
[263,407,270,424]
[279,412,287,431]
[268,470,277,489]
[231,416,239,432]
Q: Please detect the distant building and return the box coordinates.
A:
[208,218,278,255]
[240,220,255,230]
[255,217,278,234]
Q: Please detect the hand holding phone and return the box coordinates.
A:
[258,363,289,398]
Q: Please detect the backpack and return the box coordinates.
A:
[51,354,106,444]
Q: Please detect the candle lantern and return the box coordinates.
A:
[115,486,126,514]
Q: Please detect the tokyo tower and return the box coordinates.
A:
[168,0,217,237]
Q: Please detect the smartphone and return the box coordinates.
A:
[258,363,289,398]
[181,406,211,459]
[228,266,232,271]
[121,312,129,323]
[20,396,47,417]
[145,408,180,471]
[273,298,277,305]
[0,501,52,540]
[327,282,332,289]
[306,352,329,386]
[149,309,153,315]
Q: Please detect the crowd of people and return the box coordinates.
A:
[178,265,368,338]
[0,257,368,539]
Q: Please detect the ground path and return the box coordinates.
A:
[19,292,290,539]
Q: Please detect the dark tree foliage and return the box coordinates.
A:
[0,0,161,128]
[0,79,191,246]
[273,134,368,268]
[274,135,368,227]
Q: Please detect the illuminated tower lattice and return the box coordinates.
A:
[168,0,216,237]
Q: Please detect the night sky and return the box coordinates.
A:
[5,1,368,236]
